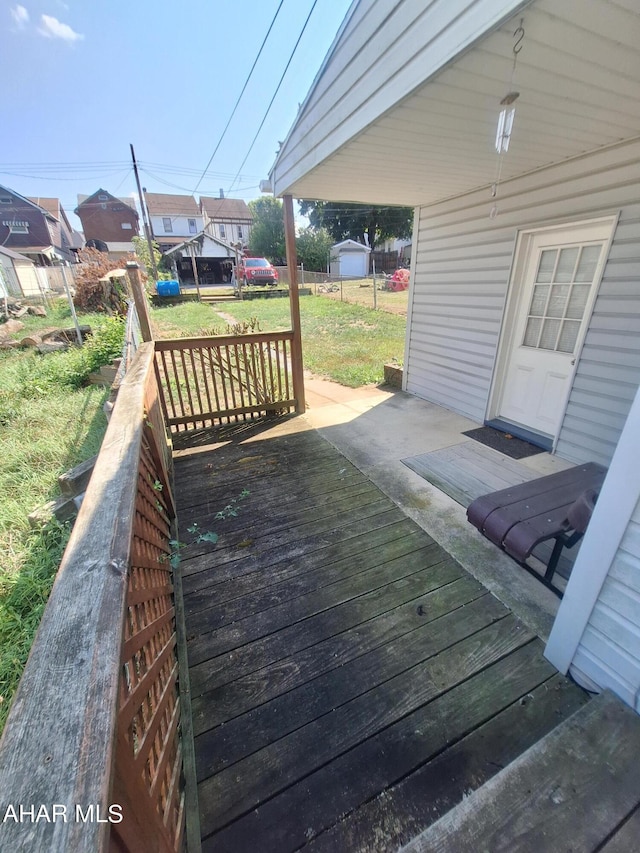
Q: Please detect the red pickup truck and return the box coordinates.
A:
[237,257,279,286]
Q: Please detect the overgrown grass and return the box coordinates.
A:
[151,295,406,387]
[150,300,220,338]
[0,313,123,730]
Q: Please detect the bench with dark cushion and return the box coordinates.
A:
[467,462,607,593]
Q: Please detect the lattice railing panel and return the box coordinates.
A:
[111,434,184,853]
[155,333,296,432]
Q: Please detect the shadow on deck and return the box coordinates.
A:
[174,415,640,852]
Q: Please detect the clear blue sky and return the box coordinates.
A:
[0,0,353,230]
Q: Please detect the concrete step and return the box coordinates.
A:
[400,691,640,853]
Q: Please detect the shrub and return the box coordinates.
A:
[2,316,125,420]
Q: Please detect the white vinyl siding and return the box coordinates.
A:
[405,137,640,466]
[570,502,640,709]
[150,214,204,239]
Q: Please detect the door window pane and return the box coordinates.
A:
[555,247,579,282]
[523,317,542,348]
[530,284,548,315]
[575,244,602,282]
[539,319,561,350]
[558,321,580,353]
[566,284,590,320]
[536,250,556,283]
[548,284,569,318]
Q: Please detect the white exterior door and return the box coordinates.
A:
[497,222,611,440]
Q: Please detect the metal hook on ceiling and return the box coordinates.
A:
[513,19,525,55]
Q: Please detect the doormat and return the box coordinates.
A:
[461,427,545,460]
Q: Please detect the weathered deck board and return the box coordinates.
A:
[174,418,594,853]
[402,440,535,506]
[303,674,589,852]
[401,691,640,853]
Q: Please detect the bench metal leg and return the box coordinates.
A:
[544,539,565,582]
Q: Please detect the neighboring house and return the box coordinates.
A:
[270,0,640,712]
[28,196,84,262]
[75,189,139,257]
[200,196,253,246]
[0,185,77,265]
[144,193,204,253]
[329,239,370,277]
[0,246,40,298]
[163,225,236,285]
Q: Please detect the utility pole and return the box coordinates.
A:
[130,144,159,284]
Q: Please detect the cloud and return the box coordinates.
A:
[10,5,29,28]
[39,13,83,41]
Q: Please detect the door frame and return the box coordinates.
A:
[487,214,619,451]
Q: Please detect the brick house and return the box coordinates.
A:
[75,189,140,255]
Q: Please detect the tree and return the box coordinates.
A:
[248,197,286,262]
[297,201,414,251]
[296,227,333,271]
[132,236,171,284]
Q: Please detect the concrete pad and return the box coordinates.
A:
[302,379,561,641]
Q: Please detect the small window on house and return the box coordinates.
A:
[3,221,29,234]
[188,218,197,234]
[121,222,132,230]
[98,194,108,201]
[219,224,226,238]
[237,225,243,240]
[163,218,173,233]
[0,197,12,204]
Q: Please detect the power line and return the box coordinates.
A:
[192,0,286,195]
[228,0,319,195]
[140,168,259,196]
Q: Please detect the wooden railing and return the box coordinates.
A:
[154,332,297,432]
[0,343,192,852]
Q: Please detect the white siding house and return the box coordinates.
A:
[269,0,640,711]
[144,193,205,249]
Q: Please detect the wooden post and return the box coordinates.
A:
[189,243,202,302]
[283,194,305,413]
[126,261,153,342]
[372,258,377,310]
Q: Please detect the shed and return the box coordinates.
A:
[0,246,40,298]
[164,229,236,285]
[329,239,370,277]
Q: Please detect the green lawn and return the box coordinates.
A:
[151,295,406,387]
[0,302,121,730]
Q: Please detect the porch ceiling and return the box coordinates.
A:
[273,0,640,207]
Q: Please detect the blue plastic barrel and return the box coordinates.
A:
[156,280,180,297]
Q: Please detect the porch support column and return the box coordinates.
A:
[283,194,305,413]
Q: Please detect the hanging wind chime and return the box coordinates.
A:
[491,19,525,218]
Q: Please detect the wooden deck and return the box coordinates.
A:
[173,417,625,852]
